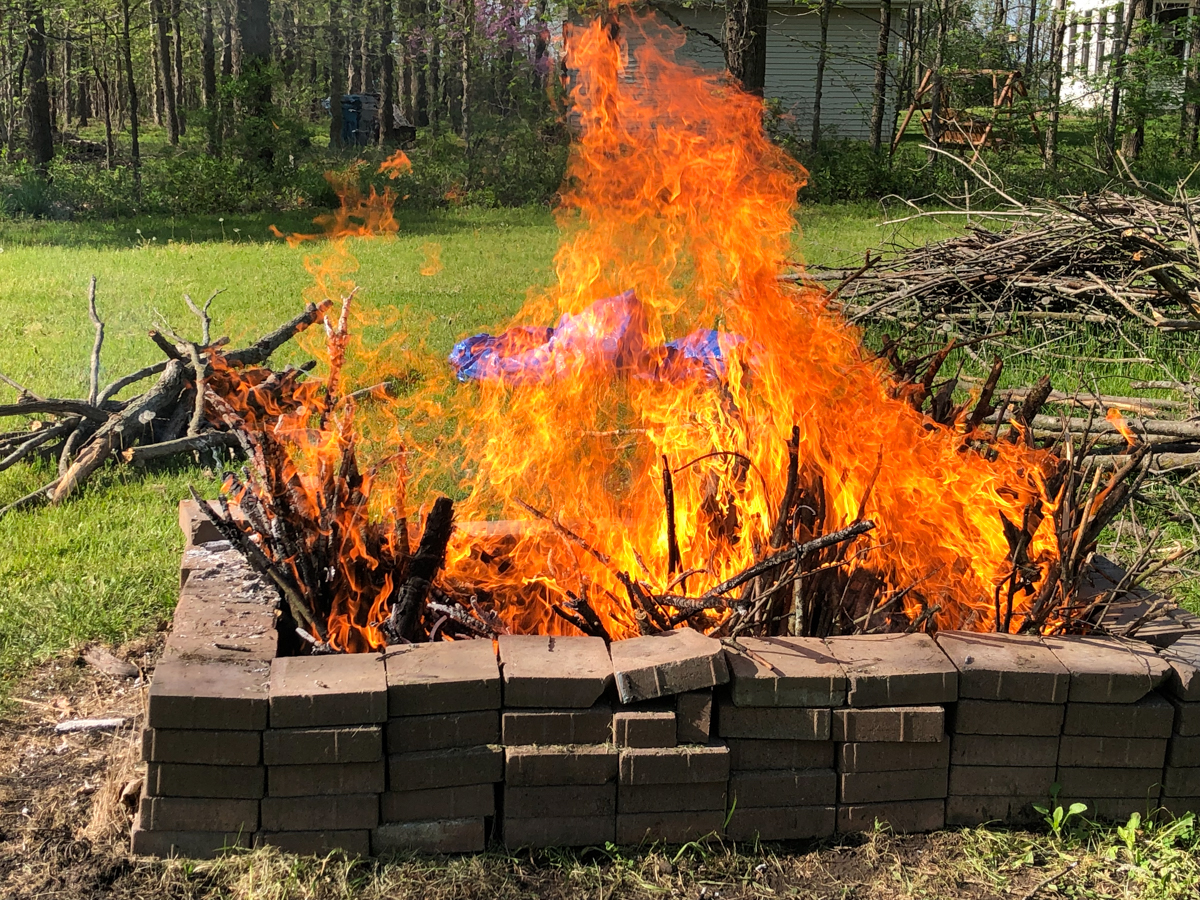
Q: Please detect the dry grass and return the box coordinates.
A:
[2,643,1198,899]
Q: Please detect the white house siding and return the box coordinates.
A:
[626,2,898,140]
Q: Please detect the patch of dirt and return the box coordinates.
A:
[0,642,1065,900]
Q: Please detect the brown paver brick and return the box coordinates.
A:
[500,706,611,746]
[142,728,261,766]
[949,734,1058,768]
[947,765,1056,797]
[146,762,264,799]
[268,762,385,797]
[618,782,727,813]
[504,784,616,818]
[179,498,239,547]
[504,744,617,786]
[263,726,382,765]
[613,711,677,748]
[380,784,495,823]
[387,710,499,753]
[1173,699,1200,736]
[825,633,958,708]
[729,738,834,771]
[945,795,1042,827]
[388,745,505,790]
[168,554,278,661]
[953,700,1065,736]
[130,824,252,859]
[839,768,948,803]
[833,706,944,743]
[1062,694,1174,738]
[1168,735,1200,767]
[1157,795,1200,818]
[1162,637,1200,702]
[1043,635,1170,703]
[838,740,950,773]
[256,830,370,856]
[616,810,725,843]
[147,657,269,731]
[1164,767,1200,796]
[936,632,1069,703]
[260,794,380,831]
[504,815,615,848]
[498,635,613,708]
[269,655,387,728]
[836,799,945,833]
[619,744,730,785]
[676,690,712,744]
[725,806,835,841]
[609,629,729,703]
[383,640,501,716]
[139,795,259,832]
[372,818,486,853]
[729,768,836,807]
[1079,797,1157,821]
[1056,766,1164,798]
[717,702,830,740]
[1058,736,1168,768]
[724,637,846,707]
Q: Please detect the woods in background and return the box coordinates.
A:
[0,0,1198,217]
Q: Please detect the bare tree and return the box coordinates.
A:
[1185,0,1200,153]
[869,0,893,153]
[328,0,344,147]
[724,0,768,95]
[1045,0,1066,168]
[202,0,218,151]
[25,2,53,174]
[811,0,832,146]
[151,0,179,143]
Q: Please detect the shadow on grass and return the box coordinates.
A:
[0,206,556,249]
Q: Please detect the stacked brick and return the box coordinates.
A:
[377,641,503,853]
[1158,636,1200,819]
[258,654,387,856]
[499,634,618,847]
[826,634,956,833]
[720,637,841,841]
[610,630,731,843]
[1044,636,1172,820]
[936,632,1069,827]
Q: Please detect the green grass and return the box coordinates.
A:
[0,202,1196,688]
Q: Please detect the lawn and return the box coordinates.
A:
[0,201,1196,690]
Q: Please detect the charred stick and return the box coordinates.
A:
[567,593,612,643]
[1008,374,1052,443]
[0,399,109,422]
[387,496,455,642]
[966,356,1004,433]
[662,455,681,576]
[550,604,598,637]
[120,430,241,464]
[0,419,77,471]
[223,299,334,368]
[148,330,185,361]
[97,360,169,405]
[770,425,800,549]
[702,520,876,599]
[515,498,614,569]
[426,599,495,637]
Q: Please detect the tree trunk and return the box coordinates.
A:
[811,0,832,146]
[1106,0,1135,163]
[1119,0,1147,161]
[25,3,53,174]
[380,0,396,140]
[95,64,113,168]
[235,0,272,118]
[202,0,218,152]
[430,29,440,124]
[172,0,185,134]
[1024,0,1038,79]
[869,0,892,153]
[929,0,949,148]
[120,0,141,196]
[280,1,297,85]
[1045,0,1066,167]
[724,0,768,95]
[152,0,179,143]
[415,0,429,125]
[63,27,72,128]
[1187,0,1200,153]
[460,0,472,143]
[329,0,345,147]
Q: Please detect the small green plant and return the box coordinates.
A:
[1033,785,1088,841]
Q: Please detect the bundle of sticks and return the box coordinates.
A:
[805,192,1200,333]
[0,278,328,519]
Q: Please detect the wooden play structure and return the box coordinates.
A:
[891,68,1045,163]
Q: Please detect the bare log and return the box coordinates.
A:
[223,300,333,368]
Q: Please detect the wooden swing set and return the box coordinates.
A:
[890,68,1045,163]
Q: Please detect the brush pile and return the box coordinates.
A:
[0,281,329,518]
[809,192,1200,333]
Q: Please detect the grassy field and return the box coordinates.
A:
[0,202,1197,690]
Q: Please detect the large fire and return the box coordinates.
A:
[221,14,1063,652]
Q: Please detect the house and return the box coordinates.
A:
[626,1,905,140]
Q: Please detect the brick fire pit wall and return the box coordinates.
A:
[129,505,1200,858]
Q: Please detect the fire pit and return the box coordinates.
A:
[127,504,1200,857]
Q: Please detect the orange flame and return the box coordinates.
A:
[379,150,413,179]
[1106,407,1137,447]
